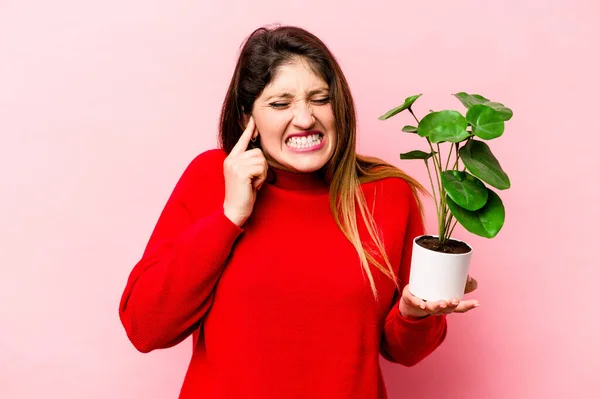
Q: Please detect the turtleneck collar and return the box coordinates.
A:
[266,166,330,191]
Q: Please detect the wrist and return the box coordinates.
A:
[400,310,430,321]
[398,301,429,320]
[223,208,247,227]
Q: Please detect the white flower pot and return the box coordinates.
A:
[408,235,473,301]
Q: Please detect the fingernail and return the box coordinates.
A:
[468,275,472,282]
[420,302,426,309]
[474,302,480,307]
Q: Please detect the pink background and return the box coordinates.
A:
[1,1,598,398]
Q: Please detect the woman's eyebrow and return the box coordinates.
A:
[265,88,329,101]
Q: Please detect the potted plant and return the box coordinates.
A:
[378,92,512,301]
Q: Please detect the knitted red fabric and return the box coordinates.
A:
[119,148,447,399]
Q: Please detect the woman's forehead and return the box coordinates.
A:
[263,68,328,98]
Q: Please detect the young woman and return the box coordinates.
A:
[119,25,479,399]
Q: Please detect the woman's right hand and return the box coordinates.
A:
[223,116,269,227]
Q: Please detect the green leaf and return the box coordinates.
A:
[453,92,490,108]
[453,92,513,121]
[441,171,488,211]
[400,150,433,160]
[378,94,422,120]
[446,189,505,238]
[466,104,505,140]
[459,140,511,190]
[417,110,470,143]
[482,102,512,121]
[402,125,418,133]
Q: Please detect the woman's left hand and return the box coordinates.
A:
[398,275,480,319]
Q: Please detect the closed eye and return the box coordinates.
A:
[313,97,330,105]
[269,97,330,109]
[269,102,289,109]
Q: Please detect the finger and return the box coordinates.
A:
[259,158,269,189]
[430,298,466,315]
[442,297,461,313]
[464,275,478,294]
[230,116,256,156]
[429,300,449,314]
[418,299,440,315]
[252,168,268,190]
[403,285,426,309]
[246,164,268,190]
[244,163,266,179]
[453,299,480,313]
[239,147,266,160]
[237,158,267,176]
[224,156,263,179]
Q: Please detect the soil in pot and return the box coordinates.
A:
[416,235,471,254]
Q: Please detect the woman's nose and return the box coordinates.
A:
[292,103,315,129]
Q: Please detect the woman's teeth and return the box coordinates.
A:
[286,134,323,149]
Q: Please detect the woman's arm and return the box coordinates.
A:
[380,296,447,366]
[118,149,243,353]
[379,181,447,366]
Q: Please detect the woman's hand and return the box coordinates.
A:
[223,117,269,227]
[398,275,480,320]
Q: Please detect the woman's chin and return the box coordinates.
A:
[277,155,329,174]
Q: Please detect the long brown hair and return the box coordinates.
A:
[218,25,428,301]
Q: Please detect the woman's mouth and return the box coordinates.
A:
[285,133,325,152]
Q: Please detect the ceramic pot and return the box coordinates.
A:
[408,235,473,301]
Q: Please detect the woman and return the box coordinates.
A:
[119,25,479,398]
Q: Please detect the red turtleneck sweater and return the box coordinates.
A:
[119,148,447,399]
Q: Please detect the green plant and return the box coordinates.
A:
[379,93,512,244]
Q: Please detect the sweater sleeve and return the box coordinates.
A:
[379,180,447,366]
[118,149,243,353]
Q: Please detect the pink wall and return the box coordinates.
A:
[1,1,598,398]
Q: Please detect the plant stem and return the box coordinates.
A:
[454,143,460,170]
[445,142,454,170]
[424,159,439,217]
[408,107,447,243]
[444,210,453,241]
[409,107,442,237]
[428,141,442,192]
[436,143,444,197]
[408,108,420,124]
[434,143,447,242]
[456,137,472,170]
[448,218,459,238]
[445,142,464,241]
[427,139,444,240]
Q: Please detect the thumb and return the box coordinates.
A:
[464,275,478,294]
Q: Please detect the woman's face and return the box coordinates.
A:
[249,58,336,173]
